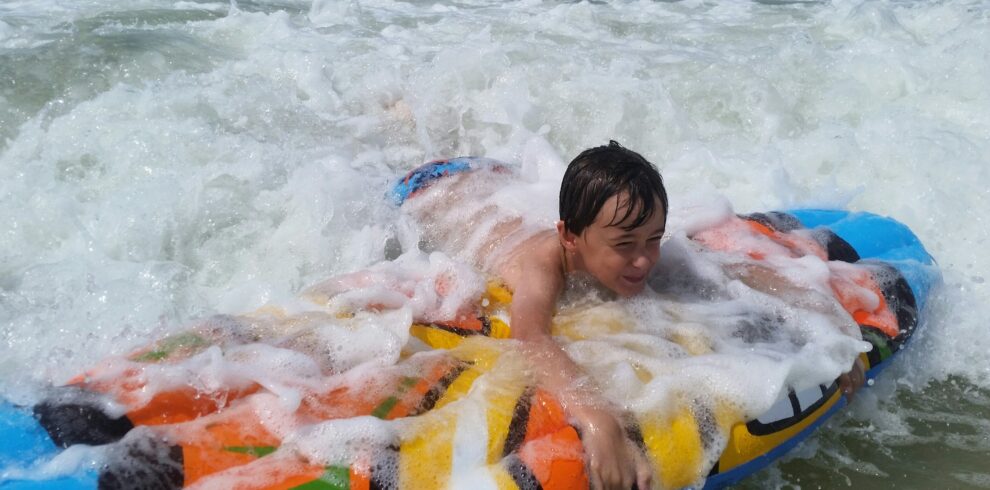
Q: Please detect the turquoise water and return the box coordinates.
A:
[2,0,989,487]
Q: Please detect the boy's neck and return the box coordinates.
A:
[560,243,583,275]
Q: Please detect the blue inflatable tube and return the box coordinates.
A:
[0,204,940,490]
[0,402,98,489]
[702,209,940,489]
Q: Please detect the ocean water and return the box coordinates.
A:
[1,0,988,488]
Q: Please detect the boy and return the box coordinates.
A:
[394,141,665,490]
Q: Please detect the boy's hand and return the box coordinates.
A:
[838,357,866,400]
[572,405,653,490]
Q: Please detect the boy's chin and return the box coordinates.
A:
[612,279,648,297]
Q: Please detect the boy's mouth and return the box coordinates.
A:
[622,274,646,285]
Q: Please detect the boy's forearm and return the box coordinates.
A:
[514,331,612,416]
[507,260,617,421]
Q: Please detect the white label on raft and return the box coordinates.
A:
[794,385,827,412]
[755,395,796,425]
[754,384,830,427]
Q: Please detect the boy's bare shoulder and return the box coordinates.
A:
[495,230,564,293]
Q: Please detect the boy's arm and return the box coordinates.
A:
[509,256,652,490]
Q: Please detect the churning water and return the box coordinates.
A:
[1,0,989,488]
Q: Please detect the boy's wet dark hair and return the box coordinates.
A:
[559,141,668,235]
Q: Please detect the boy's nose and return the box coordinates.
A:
[632,253,653,270]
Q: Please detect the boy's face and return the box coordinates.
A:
[560,193,666,297]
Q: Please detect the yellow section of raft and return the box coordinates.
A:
[406,281,743,490]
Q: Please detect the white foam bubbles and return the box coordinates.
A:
[286,415,397,467]
[0,443,104,484]
[2,0,989,486]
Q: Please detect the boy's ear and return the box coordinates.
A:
[556,221,578,250]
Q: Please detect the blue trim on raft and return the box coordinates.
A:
[789,209,940,312]
[788,209,933,264]
[0,403,98,489]
[0,474,98,490]
[0,402,55,465]
[702,209,940,489]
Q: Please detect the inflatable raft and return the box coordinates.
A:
[0,163,939,490]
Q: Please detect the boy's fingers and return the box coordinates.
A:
[599,462,622,490]
[589,464,604,490]
[638,467,653,489]
[840,358,867,399]
[635,449,653,490]
[594,457,629,490]
[838,373,851,394]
